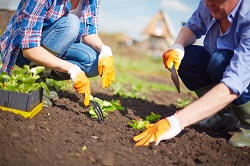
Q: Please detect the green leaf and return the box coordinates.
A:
[31,66,45,75]
[145,112,161,123]
[89,97,123,119]
[128,119,149,130]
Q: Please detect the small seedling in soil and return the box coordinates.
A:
[174,98,192,108]
[128,112,161,130]
[89,96,124,119]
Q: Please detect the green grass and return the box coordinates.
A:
[104,49,177,98]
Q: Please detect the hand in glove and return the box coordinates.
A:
[68,65,90,106]
[98,45,115,88]
[133,114,183,146]
[162,44,184,71]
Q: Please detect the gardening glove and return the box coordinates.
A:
[68,65,90,106]
[162,44,184,71]
[98,45,115,88]
[133,114,183,146]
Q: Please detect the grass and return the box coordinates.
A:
[91,33,178,98]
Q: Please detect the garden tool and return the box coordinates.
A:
[229,101,250,147]
[89,99,104,123]
[171,65,180,93]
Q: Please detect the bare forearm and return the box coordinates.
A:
[22,46,74,73]
[175,26,197,47]
[176,83,238,128]
[82,34,103,52]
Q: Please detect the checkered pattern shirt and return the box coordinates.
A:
[0,0,100,74]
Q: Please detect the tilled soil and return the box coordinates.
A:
[1,84,250,166]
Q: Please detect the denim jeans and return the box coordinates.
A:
[178,45,250,105]
[16,13,99,77]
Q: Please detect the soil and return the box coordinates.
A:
[1,82,250,166]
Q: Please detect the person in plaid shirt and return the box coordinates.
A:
[0,0,115,106]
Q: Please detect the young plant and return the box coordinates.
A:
[128,112,161,130]
[174,98,192,108]
[89,96,124,119]
[128,119,150,130]
[0,65,49,94]
[46,78,73,91]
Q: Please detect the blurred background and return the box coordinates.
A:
[0,0,200,100]
[0,0,201,52]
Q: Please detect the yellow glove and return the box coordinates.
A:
[68,65,90,106]
[133,114,183,146]
[98,45,115,88]
[162,44,184,71]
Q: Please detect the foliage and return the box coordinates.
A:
[46,78,73,92]
[89,96,124,118]
[0,65,48,94]
[128,119,150,130]
[174,98,192,108]
[111,82,147,99]
[145,112,161,123]
[128,112,161,130]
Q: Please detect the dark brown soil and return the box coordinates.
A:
[1,82,250,166]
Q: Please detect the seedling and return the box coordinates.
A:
[128,112,161,130]
[89,96,124,119]
[174,98,192,108]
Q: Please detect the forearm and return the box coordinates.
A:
[82,34,103,52]
[175,26,197,47]
[176,83,238,128]
[22,46,74,73]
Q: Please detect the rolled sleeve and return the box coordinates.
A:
[19,0,48,49]
[221,21,250,95]
[185,0,207,39]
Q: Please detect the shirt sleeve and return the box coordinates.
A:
[19,0,48,48]
[221,21,250,95]
[80,0,100,36]
[185,0,207,39]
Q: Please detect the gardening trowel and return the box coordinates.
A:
[171,65,180,93]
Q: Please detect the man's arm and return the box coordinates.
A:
[176,83,238,127]
[22,46,74,73]
[175,26,197,47]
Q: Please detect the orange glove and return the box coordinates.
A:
[133,114,183,146]
[68,65,90,106]
[162,44,184,71]
[98,45,115,88]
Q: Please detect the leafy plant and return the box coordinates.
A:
[46,78,73,91]
[145,112,161,123]
[89,96,124,118]
[128,119,150,130]
[128,112,161,130]
[174,98,192,108]
[0,65,48,94]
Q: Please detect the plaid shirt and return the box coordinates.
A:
[0,0,100,74]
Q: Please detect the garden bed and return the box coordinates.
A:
[0,82,250,166]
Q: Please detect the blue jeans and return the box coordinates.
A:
[178,45,250,105]
[16,13,99,77]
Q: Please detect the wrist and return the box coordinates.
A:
[166,114,184,130]
[68,64,82,82]
[170,44,185,60]
[99,45,113,60]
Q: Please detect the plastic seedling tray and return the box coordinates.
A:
[0,88,44,118]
